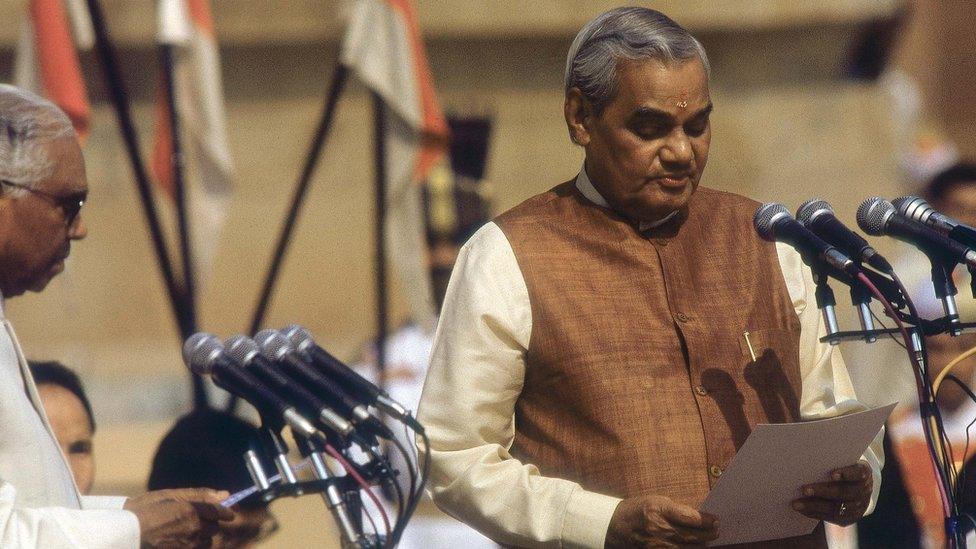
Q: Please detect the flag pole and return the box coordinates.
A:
[372,92,388,389]
[84,1,192,344]
[246,64,349,336]
[230,63,349,412]
[159,40,205,408]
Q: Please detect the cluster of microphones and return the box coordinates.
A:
[181,325,426,549]
[755,195,976,342]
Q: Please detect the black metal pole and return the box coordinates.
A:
[229,64,349,412]
[159,42,206,408]
[246,64,349,337]
[84,2,191,341]
[372,93,388,388]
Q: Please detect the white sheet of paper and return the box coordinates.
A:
[700,403,895,546]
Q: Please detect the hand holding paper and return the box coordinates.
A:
[700,404,893,546]
[792,460,873,526]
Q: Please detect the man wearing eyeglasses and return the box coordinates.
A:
[0,84,235,548]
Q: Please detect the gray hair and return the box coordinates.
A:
[565,7,710,114]
[0,84,76,196]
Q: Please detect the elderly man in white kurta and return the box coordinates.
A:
[0,85,233,547]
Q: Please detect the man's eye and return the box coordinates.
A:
[634,125,668,139]
[685,118,709,137]
[68,441,92,455]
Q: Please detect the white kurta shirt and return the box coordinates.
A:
[417,170,885,548]
[0,298,140,547]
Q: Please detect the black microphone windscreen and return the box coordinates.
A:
[255,330,294,361]
[281,324,315,350]
[795,198,833,225]
[183,333,222,376]
[225,335,261,365]
[856,197,892,236]
[753,203,792,241]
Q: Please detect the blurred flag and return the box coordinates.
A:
[152,0,234,280]
[14,0,92,140]
[340,0,449,329]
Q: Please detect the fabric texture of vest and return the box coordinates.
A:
[495,182,825,548]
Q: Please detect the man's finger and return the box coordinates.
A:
[192,500,236,522]
[791,497,863,522]
[829,462,870,482]
[666,523,722,544]
[800,480,869,501]
[661,503,719,530]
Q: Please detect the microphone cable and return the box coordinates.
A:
[857,271,956,523]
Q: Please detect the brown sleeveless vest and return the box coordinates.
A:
[495,182,826,548]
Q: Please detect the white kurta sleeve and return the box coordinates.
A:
[0,482,140,548]
[81,495,129,510]
[776,242,885,514]
[418,222,622,549]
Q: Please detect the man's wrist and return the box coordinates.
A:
[560,486,622,549]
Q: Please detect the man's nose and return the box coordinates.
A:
[69,215,88,240]
[661,130,694,166]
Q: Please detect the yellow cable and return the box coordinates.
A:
[928,343,976,487]
[933,344,976,396]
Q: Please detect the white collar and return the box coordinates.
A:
[574,167,678,232]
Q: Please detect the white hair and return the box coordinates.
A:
[565,7,710,114]
[0,84,76,196]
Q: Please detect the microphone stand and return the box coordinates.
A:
[927,254,962,336]
[814,265,971,548]
[811,262,842,345]
[261,427,303,496]
[849,283,877,343]
[295,436,374,549]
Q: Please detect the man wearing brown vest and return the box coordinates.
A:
[418,7,882,548]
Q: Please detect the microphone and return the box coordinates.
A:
[253,330,392,439]
[182,333,324,444]
[224,336,355,439]
[858,197,971,335]
[893,195,976,250]
[281,325,419,430]
[754,203,860,276]
[796,198,892,273]
[856,198,976,269]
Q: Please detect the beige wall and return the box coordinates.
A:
[0,1,938,546]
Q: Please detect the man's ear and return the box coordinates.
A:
[564,88,593,146]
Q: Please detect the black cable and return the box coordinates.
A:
[890,271,958,515]
[381,437,411,548]
[940,374,976,502]
[388,423,430,548]
[869,308,908,350]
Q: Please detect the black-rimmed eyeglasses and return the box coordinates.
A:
[0,179,86,227]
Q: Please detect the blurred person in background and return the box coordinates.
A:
[148,407,280,548]
[858,162,976,548]
[29,359,97,495]
[356,116,498,548]
[0,84,233,547]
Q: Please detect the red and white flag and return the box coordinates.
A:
[14,0,92,140]
[152,0,234,280]
[340,0,449,328]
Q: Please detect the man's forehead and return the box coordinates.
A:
[37,136,88,195]
[615,57,710,109]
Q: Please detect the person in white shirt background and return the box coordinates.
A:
[856,162,976,548]
[356,115,499,548]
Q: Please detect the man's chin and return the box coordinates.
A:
[26,271,58,293]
